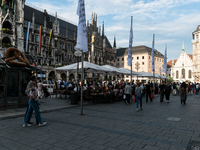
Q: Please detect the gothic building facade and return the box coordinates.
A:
[0,1,116,81]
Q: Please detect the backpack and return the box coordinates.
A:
[136,87,141,95]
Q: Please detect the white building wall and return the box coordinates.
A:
[172,52,194,82]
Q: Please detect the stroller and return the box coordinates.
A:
[41,86,50,98]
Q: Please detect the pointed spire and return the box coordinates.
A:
[96,14,97,27]
[182,41,185,52]
[113,36,116,48]
[91,12,93,25]
[55,12,57,19]
[172,58,174,65]
[87,20,89,27]
[102,21,104,37]
[99,26,101,35]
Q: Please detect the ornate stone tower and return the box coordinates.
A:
[0,0,25,54]
[192,25,200,81]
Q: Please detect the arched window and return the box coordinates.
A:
[176,71,179,79]
[182,69,185,79]
[188,70,192,78]
[2,21,12,30]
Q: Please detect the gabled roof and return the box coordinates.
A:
[193,25,200,33]
[124,45,164,58]
[104,36,112,49]
[188,54,193,60]
[116,48,126,56]
[24,5,77,38]
[167,59,177,67]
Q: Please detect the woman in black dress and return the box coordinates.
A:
[164,82,171,103]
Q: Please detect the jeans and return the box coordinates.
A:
[160,90,164,102]
[136,94,142,108]
[24,99,43,124]
[146,92,152,102]
[196,89,199,95]
[126,94,130,104]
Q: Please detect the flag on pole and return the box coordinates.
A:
[151,34,155,72]
[48,30,53,52]
[75,0,88,52]
[39,26,42,54]
[25,22,30,52]
[163,44,167,73]
[128,16,133,66]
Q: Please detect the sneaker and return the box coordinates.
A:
[23,123,31,127]
[38,121,47,127]
[136,108,139,112]
[125,101,129,105]
[140,107,143,111]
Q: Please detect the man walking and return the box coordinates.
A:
[125,83,132,105]
[159,82,165,102]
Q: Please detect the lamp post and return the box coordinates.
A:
[135,61,140,83]
[74,48,83,115]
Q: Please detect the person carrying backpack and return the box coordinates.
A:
[135,82,143,111]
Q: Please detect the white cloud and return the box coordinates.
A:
[26,0,200,60]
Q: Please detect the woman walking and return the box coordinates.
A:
[180,82,188,105]
[23,81,47,127]
[135,82,143,111]
[164,82,171,103]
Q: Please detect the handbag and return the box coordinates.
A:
[151,93,154,99]
[123,94,126,99]
[134,93,137,102]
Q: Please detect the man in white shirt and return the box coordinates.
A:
[125,83,132,105]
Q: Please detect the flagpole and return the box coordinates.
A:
[152,34,155,95]
[130,16,133,104]
[81,51,83,115]
[165,44,167,84]
[75,0,88,115]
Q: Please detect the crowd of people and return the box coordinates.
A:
[48,79,194,108]
[22,76,198,127]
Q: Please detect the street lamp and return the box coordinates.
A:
[135,61,140,82]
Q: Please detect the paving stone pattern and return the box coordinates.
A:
[0,94,200,150]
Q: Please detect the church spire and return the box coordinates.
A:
[113,36,116,48]
[102,21,104,37]
[182,41,185,52]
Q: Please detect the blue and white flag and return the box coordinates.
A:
[151,34,155,72]
[163,44,167,73]
[75,0,88,53]
[25,22,30,52]
[128,16,133,66]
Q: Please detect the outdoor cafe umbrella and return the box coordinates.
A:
[55,61,114,74]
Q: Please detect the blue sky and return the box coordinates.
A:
[25,0,200,61]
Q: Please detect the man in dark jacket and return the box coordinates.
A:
[159,82,165,102]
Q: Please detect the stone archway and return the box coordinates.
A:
[3,21,12,30]
[2,37,11,45]
[61,73,67,81]
[69,73,74,80]
[48,71,55,81]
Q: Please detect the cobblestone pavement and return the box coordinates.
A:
[0,94,200,150]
